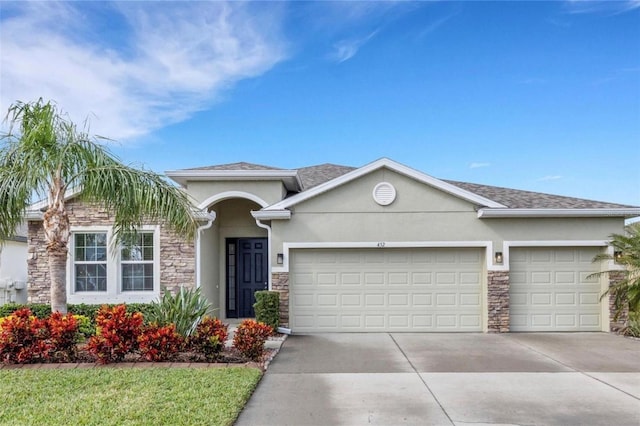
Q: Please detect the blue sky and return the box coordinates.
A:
[1,1,639,206]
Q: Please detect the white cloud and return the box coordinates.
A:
[537,175,563,181]
[0,2,287,141]
[330,30,379,63]
[563,0,640,15]
[469,162,491,169]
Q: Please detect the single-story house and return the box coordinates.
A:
[26,158,640,333]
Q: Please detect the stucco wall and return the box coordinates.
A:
[186,181,286,207]
[269,168,625,265]
[27,199,195,305]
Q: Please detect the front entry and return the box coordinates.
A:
[226,238,268,318]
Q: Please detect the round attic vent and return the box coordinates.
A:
[373,182,396,206]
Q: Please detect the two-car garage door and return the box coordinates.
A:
[289,248,483,332]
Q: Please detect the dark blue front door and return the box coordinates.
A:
[227,238,268,318]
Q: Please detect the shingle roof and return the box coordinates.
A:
[184,162,284,171]
[178,161,636,210]
[297,164,357,190]
[443,180,636,209]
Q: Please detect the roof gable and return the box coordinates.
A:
[264,158,506,210]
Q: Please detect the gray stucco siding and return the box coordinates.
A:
[186,180,287,207]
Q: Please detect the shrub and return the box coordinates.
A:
[232,319,273,361]
[86,305,143,364]
[146,287,211,336]
[0,308,50,364]
[0,303,51,319]
[625,311,640,337]
[138,324,184,362]
[67,304,101,321]
[73,315,95,339]
[46,312,79,362]
[189,317,229,362]
[254,291,280,331]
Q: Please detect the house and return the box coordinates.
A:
[1,223,28,305]
[26,158,640,332]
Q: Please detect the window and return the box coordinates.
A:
[69,227,159,303]
[121,233,154,292]
[74,232,108,292]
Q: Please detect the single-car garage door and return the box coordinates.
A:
[510,247,603,332]
[289,247,483,332]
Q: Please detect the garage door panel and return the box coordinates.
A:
[291,248,483,332]
[435,272,456,285]
[389,272,409,285]
[412,273,432,285]
[317,273,337,285]
[341,273,361,285]
[510,247,602,332]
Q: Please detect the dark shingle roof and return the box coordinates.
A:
[178,161,636,210]
[297,164,356,190]
[185,162,283,171]
[443,180,636,209]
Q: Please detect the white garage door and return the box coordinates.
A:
[510,247,603,332]
[290,248,483,332]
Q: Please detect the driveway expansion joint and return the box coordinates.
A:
[507,335,640,402]
[388,333,455,426]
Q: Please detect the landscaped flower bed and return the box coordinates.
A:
[0,305,277,368]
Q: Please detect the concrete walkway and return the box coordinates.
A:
[235,333,640,426]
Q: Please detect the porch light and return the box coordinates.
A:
[494,252,503,264]
[277,253,284,265]
[614,251,623,263]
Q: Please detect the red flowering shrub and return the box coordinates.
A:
[232,319,273,361]
[86,305,143,364]
[46,312,79,362]
[189,317,228,361]
[138,324,184,362]
[0,308,50,364]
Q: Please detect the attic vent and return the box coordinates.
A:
[373,182,396,206]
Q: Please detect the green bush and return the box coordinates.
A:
[146,287,211,336]
[0,304,51,319]
[626,311,640,337]
[67,304,100,321]
[253,291,279,331]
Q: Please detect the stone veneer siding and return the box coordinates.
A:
[487,271,510,333]
[27,199,195,304]
[608,270,628,332]
[272,272,289,328]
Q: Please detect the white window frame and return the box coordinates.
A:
[67,225,160,304]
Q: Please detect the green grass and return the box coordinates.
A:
[0,367,262,426]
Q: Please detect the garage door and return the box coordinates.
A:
[289,248,483,332]
[510,247,603,331]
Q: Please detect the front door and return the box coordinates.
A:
[226,238,268,318]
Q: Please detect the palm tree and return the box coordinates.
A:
[0,99,199,313]
[591,222,640,321]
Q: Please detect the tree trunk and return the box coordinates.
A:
[43,177,70,313]
[48,249,68,313]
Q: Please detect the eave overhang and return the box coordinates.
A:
[165,169,302,192]
[477,208,640,219]
[251,210,291,220]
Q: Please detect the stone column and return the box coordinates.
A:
[608,270,628,332]
[487,271,510,333]
[272,272,289,328]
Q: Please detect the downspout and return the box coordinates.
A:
[195,213,216,289]
[254,218,272,290]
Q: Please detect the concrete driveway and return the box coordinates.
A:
[235,333,640,426]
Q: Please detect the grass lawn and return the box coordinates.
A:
[0,367,262,426]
